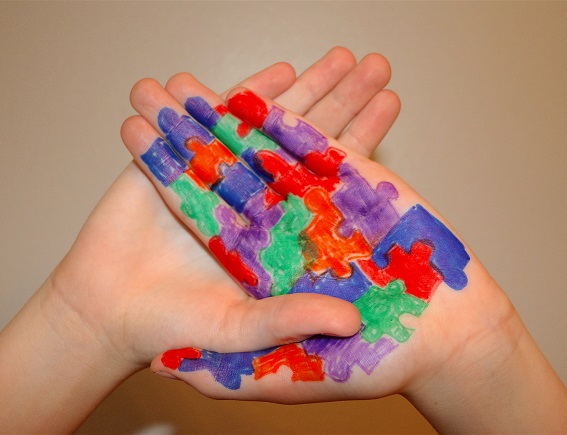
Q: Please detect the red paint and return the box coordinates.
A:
[186,138,237,185]
[253,344,324,382]
[383,242,443,301]
[214,104,229,116]
[185,168,208,189]
[208,236,258,287]
[303,147,346,177]
[227,90,269,129]
[161,347,202,370]
[357,258,393,287]
[304,187,372,277]
[264,188,284,208]
[236,122,253,138]
[256,150,339,198]
[358,242,443,301]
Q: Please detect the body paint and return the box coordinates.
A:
[354,280,428,343]
[372,204,470,290]
[144,92,471,390]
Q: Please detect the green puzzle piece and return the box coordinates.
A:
[354,280,428,343]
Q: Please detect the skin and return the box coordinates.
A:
[123,72,566,432]
[0,47,404,433]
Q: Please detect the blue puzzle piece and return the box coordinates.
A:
[372,205,470,290]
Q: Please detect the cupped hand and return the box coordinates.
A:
[120,64,507,404]
[51,48,398,371]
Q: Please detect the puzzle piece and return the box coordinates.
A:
[290,263,372,303]
[185,137,237,185]
[354,280,428,343]
[302,331,398,382]
[373,205,470,290]
[358,242,443,302]
[173,348,273,391]
[252,344,324,382]
[303,187,372,277]
[333,166,400,246]
[141,137,187,187]
[251,149,340,198]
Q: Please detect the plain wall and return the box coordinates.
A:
[1,2,565,433]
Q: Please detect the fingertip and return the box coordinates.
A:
[129,77,162,106]
[165,72,196,92]
[327,46,357,68]
[358,52,392,88]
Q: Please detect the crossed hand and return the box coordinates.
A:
[120,49,470,401]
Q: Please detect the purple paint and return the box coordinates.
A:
[333,164,400,245]
[215,205,274,299]
[302,331,398,382]
[184,96,221,130]
[263,106,328,159]
[157,107,214,160]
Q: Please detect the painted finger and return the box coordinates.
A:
[339,89,401,158]
[226,88,348,178]
[274,46,356,115]
[167,73,342,200]
[304,53,392,139]
[130,78,284,227]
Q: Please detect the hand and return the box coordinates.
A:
[122,72,567,433]
[0,47,402,433]
[124,72,480,395]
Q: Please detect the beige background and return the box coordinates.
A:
[1,2,566,434]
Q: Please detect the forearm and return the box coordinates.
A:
[0,275,140,433]
[405,266,567,434]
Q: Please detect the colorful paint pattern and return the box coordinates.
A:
[142,90,470,390]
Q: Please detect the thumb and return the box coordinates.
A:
[236,293,361,349]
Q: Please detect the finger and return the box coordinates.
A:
[226,88,348,178]
[304,53,392,139]
[167,73,341,200]
[219,61,296,100]
[120,114,230,239]
[150,292,362,390]
[275,46,356,115]
[130,78,282,222]
[338,89,401,158]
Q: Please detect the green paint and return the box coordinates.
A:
[260,195,313,296]
[211,113,277,156]
[170,174,220,237]
[354,280,428,343]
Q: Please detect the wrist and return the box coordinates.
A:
[404,268,567,433]
[0,274,140,433]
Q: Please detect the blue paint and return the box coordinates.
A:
[372,205,470,290]
[141,138,187,187]
[212,162,266,213]
[184,96,221,130]
[177,348,272,390]
[290,263,372,302]
[157,107,214,160]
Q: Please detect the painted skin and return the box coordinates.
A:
[142,89,470,390]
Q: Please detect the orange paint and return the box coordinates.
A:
[186,138,237,185]
[253,344,324,382]
[303,187,372,276]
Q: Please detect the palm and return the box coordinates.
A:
[122,72,469,402]
[56,162,248,364]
